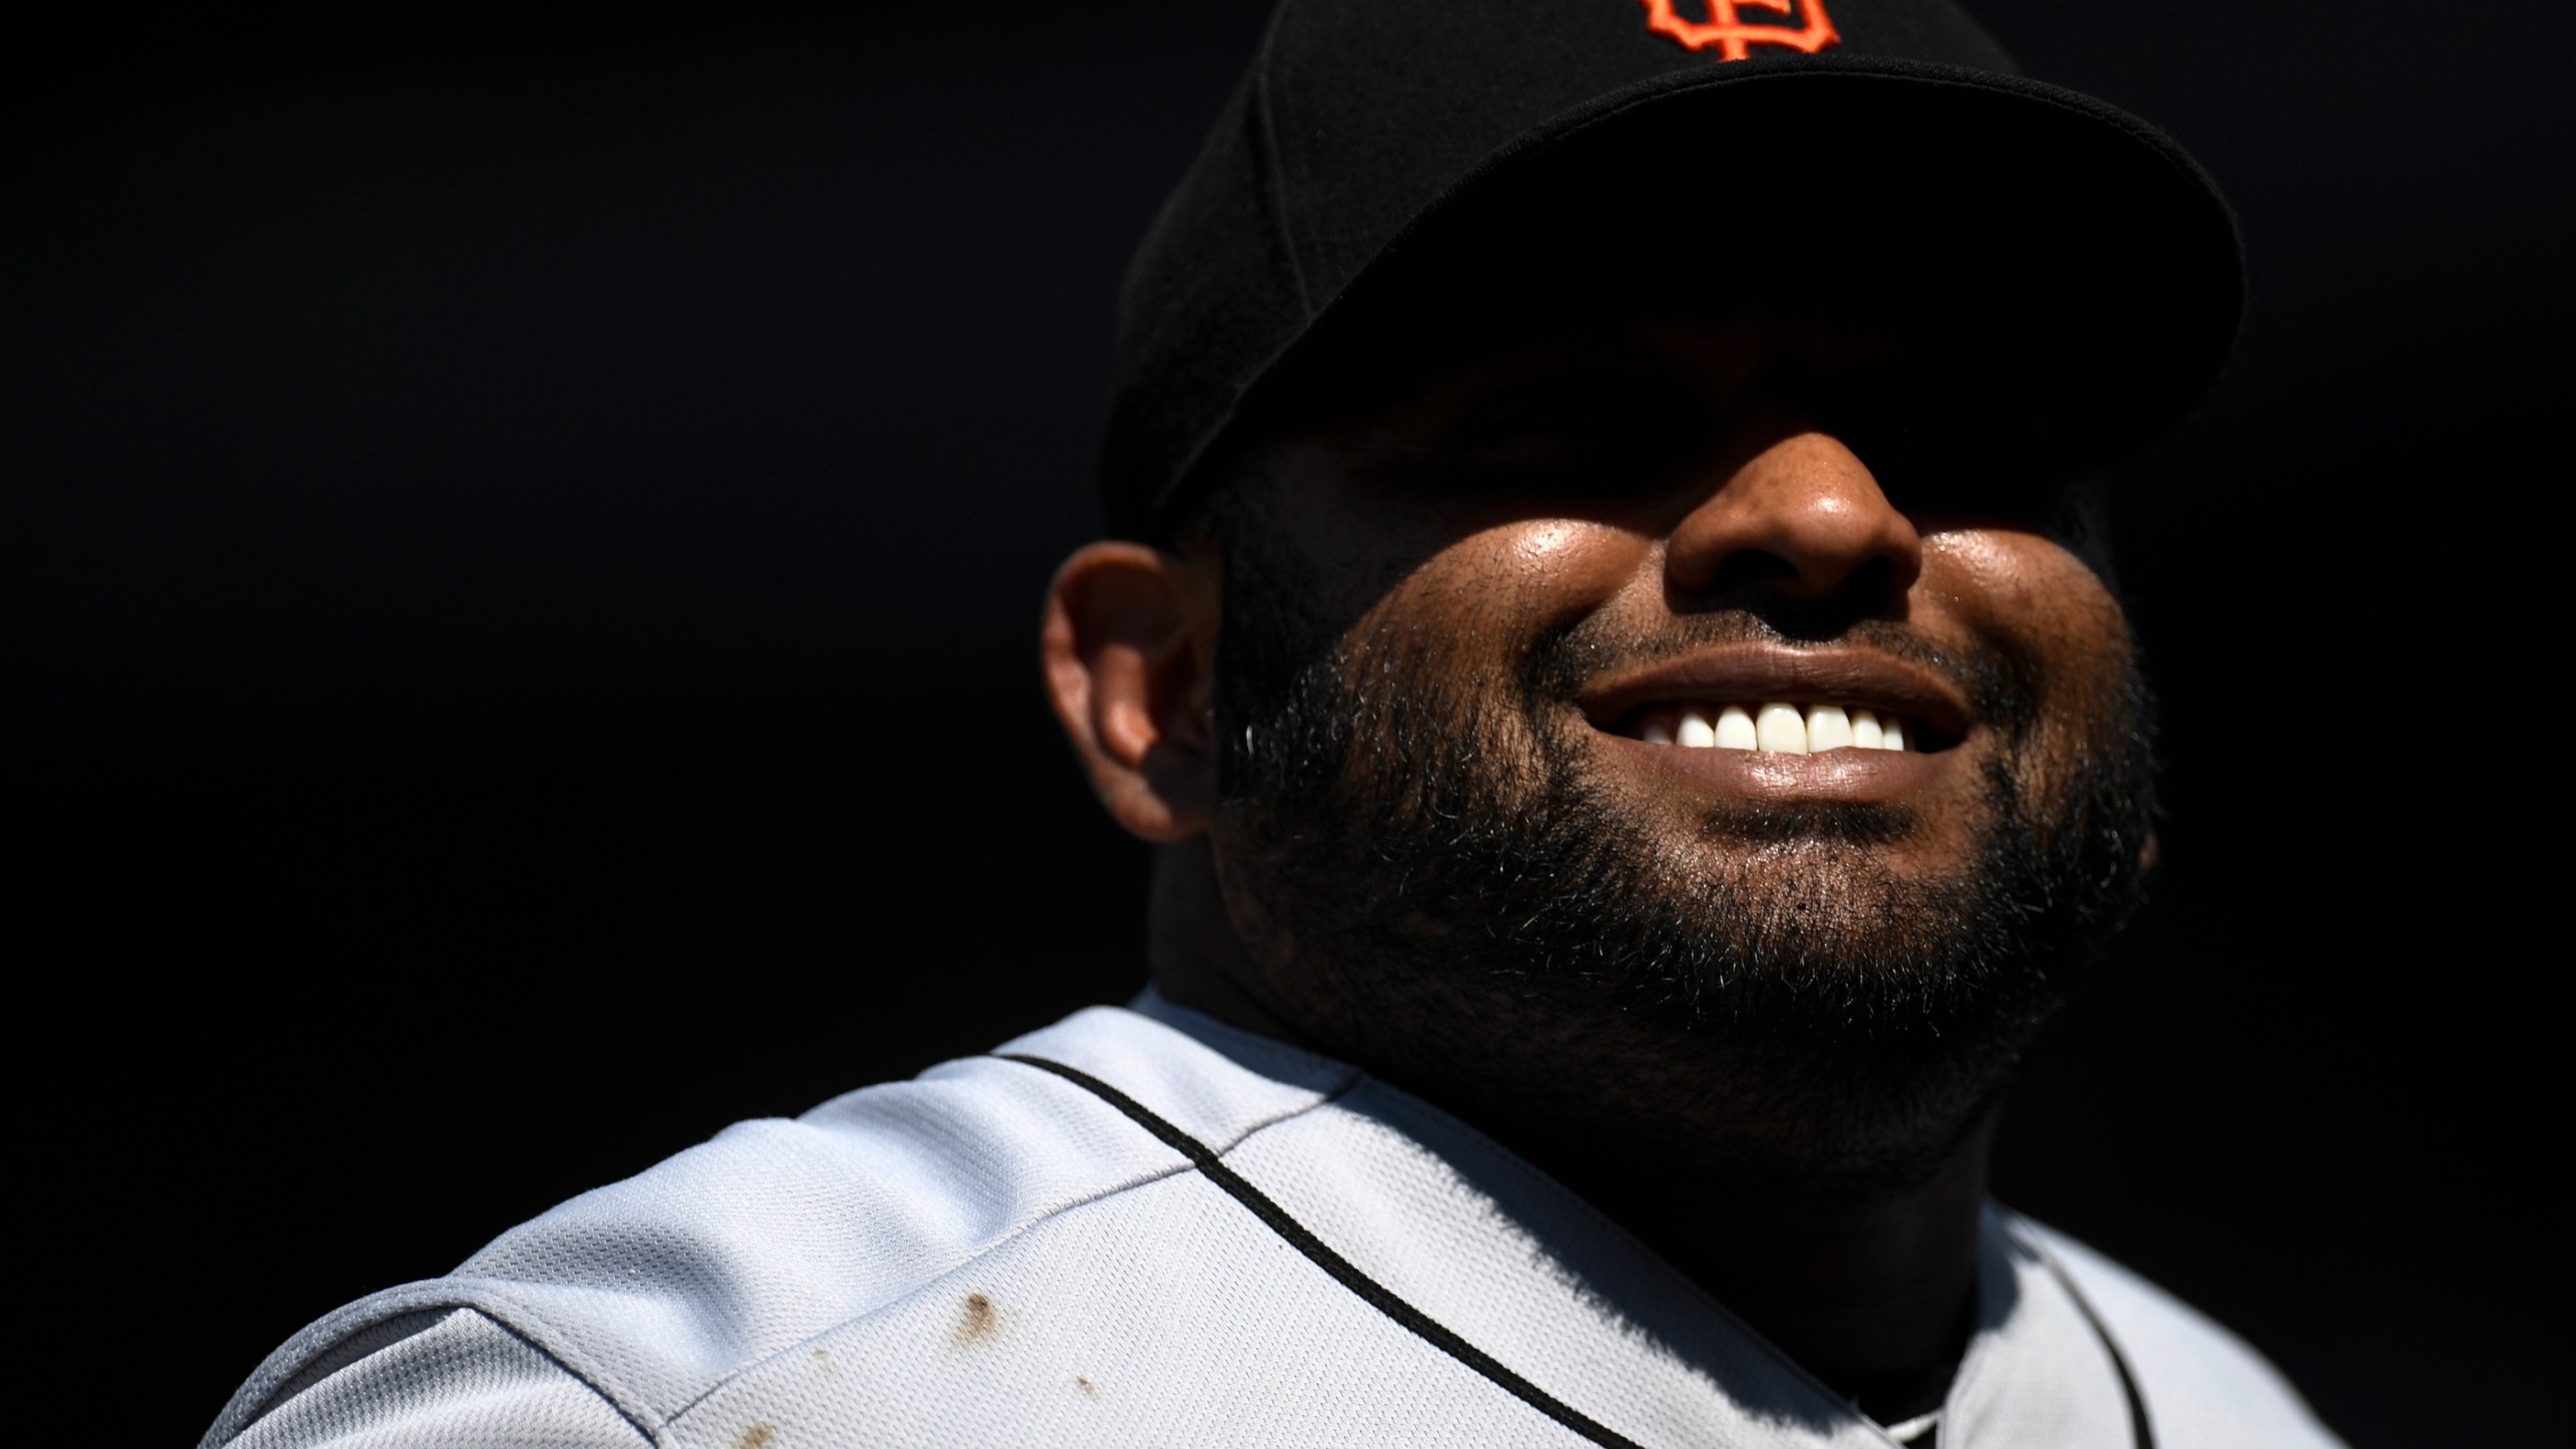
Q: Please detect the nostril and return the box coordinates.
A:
[1835,555,1910,606]
[1703,550,1801,595]
[1672,551,1914,638]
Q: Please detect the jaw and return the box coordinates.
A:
[1200,659,2093,1198]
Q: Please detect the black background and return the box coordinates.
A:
[14,4,2570,1444]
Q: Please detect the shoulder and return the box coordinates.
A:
[207,1003,1353,1448]
[2012,1217,2347,1449]
[210,1306,648,1449]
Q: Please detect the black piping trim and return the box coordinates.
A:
[2029,1240,2157,1449]
[994,1053,1647,1449]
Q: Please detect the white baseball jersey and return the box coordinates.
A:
[204,992,2341,1449]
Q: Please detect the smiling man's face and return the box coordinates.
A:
[1190,302,2156,1186]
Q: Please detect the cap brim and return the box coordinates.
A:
[1248,57,2244,479]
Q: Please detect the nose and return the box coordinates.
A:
[1665,431,1922,607]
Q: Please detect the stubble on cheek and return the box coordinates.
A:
[1206,521,1610,982]
[1921,529,2144,857]
[1346,520,1623,775]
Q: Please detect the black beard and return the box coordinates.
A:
[1207,555,2157,1193]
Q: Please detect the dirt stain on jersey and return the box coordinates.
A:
[1074,1375,1097,1398]
[734,1425,776,1449]
[809,1348,837,1378]
[955,1292,998,1346]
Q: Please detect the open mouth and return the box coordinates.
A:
[1622,701,1928,754]
[1581,647,1973,764]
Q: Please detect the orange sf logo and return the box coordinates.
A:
[1636,0,1841,60]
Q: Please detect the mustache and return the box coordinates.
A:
[1521,608,2038,733]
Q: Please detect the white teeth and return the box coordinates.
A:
[1805,704,1853,752]
[1634,701,1916,753]
[1755,701,1809,754]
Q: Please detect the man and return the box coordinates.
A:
[206,2,2341,1445]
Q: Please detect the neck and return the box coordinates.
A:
[1148,840,1989,1424]
[1510,1115,1993,1422]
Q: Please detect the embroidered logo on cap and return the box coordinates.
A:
[1637,0,1840,60]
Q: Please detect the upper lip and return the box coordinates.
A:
[1580,644,1973,738]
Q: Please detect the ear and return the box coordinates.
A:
[1041,541,1220,843]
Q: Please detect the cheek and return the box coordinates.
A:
[1361,518,1648,652]
[1923,530,2134,767]
[1926,530,2126,656]
[1502,519,1600,572]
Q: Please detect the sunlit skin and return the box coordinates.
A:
[1041,309,2143,1419]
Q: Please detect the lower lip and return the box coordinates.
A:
[1597,732,1954,802]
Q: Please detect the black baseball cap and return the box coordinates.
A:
[1096,0,2245,540]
